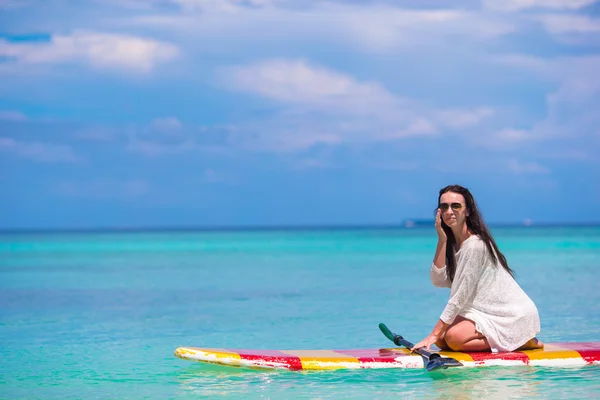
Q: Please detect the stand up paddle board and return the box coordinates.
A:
[174,324,600,371]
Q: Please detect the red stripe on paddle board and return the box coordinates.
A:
[552,342,600,364]
[236,350,304,370]
[467,350,530,364]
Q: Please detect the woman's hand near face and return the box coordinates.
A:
[435,209,446,242]
[432,209,447,269]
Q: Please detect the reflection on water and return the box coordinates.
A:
[428,368,542,399]
[429,367,600,399]
[176,364,600,399]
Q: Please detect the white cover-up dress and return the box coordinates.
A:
[430,235,541,352]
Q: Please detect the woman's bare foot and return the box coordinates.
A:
[518,338,544,350]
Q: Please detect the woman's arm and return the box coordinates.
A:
[430,263,451,288]
[439,239,486,325]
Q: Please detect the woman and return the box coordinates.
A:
[411,185,543,353]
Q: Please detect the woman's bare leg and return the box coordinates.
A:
[517,338,544,350]
[439,317,543,352]
[435,336,450,351]
[444,317,490,352]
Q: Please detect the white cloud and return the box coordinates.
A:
[128,140,193,156]
[221,59,501,152]
[473,128,532,149]
[379,119,438,140]
[151,117,183,131]
[535,14,600,37]
[230,126,343,153]
[0,0,29,8]
[495,54,600,103]
[127,119,196,156]
[223,59,430,149]
[74,127,118,142]
[0,31,178,73]
[491,54,599,161]
[497,54,600,96]
[495,128,530,141]
[203,168,225,183]
[507,159,550,174]
[127,135,196,156]
[435,107,495,129]
[0,110,27,121]
[289,157,333,170]
[399,119,438,136]
[128,4,515,53]
[343,8,515,49]
[172,0,276,11]
[538,149,591,160]
[226,59,402,115]
[483,0,598,11]
[94,0,170,10]
[101,0,278,11]
[494,54,554,72]
[0,137,81,163]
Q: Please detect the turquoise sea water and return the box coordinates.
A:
[1,226,599,399]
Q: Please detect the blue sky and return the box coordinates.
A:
[1,0,599,229]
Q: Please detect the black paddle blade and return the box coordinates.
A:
[426,357,464,371]
[425,354,464,371]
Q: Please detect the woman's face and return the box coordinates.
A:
[439,192,469,228]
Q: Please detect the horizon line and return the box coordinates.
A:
[1,221,599,234]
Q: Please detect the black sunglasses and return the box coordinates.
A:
[439,202,464,212]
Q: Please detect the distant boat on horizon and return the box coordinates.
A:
[402,219,434,228]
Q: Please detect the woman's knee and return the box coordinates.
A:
[444,329,462,351]
[435,337,450,351]
[444,322,475,350]
[443,322,489,352]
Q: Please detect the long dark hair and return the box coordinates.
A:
[438,185,514,281]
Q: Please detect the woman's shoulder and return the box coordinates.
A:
[457,235,490,265]
[461,235,487,251]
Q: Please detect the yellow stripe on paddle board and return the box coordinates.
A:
[281,350,360,370]
[438,350,474,362]
[175,347,241,364]
[521,344,585,366]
